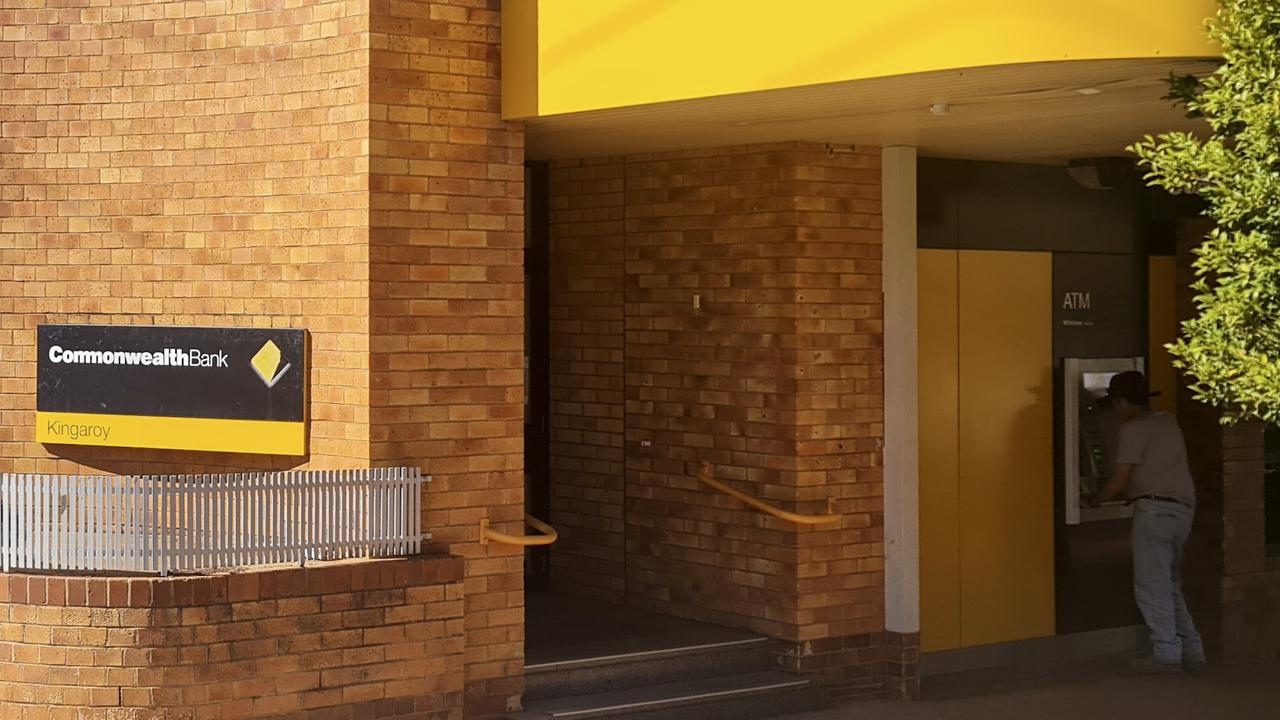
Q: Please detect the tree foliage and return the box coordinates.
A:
[1130,0,1280,423]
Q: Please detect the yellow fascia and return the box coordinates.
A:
[503,0,1219,119]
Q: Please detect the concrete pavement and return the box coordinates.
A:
[779,658,1280,720]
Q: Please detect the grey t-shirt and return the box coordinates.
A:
[1115,411,1196,506]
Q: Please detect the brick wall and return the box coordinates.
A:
[547,158,627,603]
[1176,221,1280,661]
[1,1,527,715]
[882,632,921,700]
[785,146,886,696]
[0,556,464,720]
[366,1,525,715]
[622,146,807,640]
[0,0,373,473]
[1216,423,1280,660]
[548,143,890,696]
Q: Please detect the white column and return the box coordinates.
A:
[881,146,919,635]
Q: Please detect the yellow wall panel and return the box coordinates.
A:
[1148,256,1178,415]
[918,249,961,652]
[957,251,1056,647]
[505,0,1218,117]
[501,0,539,119]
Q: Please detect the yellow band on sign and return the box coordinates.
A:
[36,411,306,456]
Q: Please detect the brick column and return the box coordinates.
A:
[1175,220,1280,660]
[368,1,526,716]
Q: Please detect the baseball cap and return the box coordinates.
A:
[1106,370,1160,404]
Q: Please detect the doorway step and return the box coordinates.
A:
[511,594,826,719]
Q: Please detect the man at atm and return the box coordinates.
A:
[1089,370,1206,674]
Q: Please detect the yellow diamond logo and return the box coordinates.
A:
[250,340,291,388]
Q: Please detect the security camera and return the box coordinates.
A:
[1066,157,1133,190]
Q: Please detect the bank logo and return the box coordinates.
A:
[250,340,291,388]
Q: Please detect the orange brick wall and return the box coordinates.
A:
[366,1,525,715]
[783,146,885,632]
[786,146,887,696]
[0,557,464,720]
[1,0,526,714]
[548,143,889,693]
[621,146,817,638]
[0,0,373,472]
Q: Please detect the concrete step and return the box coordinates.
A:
[508,670,825,720]
[523,636,775,702]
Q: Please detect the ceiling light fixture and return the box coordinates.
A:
[929,103,951,116]
[1076,87,1103,95]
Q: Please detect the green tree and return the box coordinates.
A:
[1131,0,1280,423]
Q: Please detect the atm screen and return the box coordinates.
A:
[1078,372,1123,490]
[1081,372,1118,401]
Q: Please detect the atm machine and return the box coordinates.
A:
[1056,356,1145,633]
[1061,357,1143,525]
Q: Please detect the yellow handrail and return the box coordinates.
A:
[696,461,842,526]
[479,514,558,546]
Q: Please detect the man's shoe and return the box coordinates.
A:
[1129,655,1183,675]
[1183,659,1207,674]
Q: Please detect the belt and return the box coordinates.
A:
[1125,494,1187,507]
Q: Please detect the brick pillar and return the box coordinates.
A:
[368,1,526,716]
[1175,220,1280,661]
[784,145,890,701]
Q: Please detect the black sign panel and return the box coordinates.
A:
[38,325,306,422]
[1052,254,1146,361]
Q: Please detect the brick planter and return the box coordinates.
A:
[0,555,466,720]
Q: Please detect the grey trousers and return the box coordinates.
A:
[1132,500,1205,664]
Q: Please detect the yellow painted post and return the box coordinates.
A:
[918,249,961,652]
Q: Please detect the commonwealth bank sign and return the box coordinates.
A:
[37,325,307,456]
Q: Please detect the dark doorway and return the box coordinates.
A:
[525,161,552,588]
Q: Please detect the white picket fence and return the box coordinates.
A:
[0,468,428,575]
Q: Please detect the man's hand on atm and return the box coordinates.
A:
[1090,463,1135,508]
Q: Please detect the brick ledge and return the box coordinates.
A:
[0,553,463,607]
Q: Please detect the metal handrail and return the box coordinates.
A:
[696,461,842,526]
[479,514,558,546]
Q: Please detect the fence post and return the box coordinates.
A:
[2,474,9,574]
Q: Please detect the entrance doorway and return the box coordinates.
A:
[517,161,827,718]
